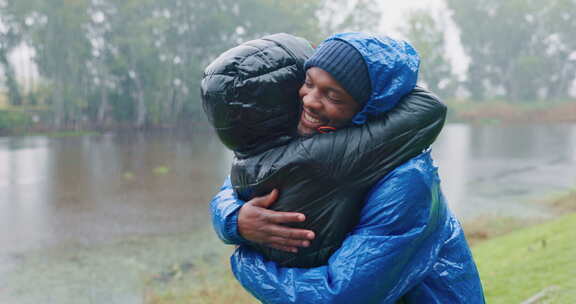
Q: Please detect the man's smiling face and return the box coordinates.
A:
[297,67,361,136]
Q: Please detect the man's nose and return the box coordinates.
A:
[302,89,322,111]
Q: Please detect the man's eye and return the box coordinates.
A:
[327,95,343,104]
[304,80,313,88]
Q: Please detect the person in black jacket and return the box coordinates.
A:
[203,32,446,267]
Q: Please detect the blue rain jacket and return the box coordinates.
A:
[209,33,485,303]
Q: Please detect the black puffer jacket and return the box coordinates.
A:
[202,33,447,267]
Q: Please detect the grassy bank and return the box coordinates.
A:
[463,188,576,245]
[147,190,575,303]
[474,213,576,303]
[148,217,576,304]
[144,247,254,304]
[147,215,576,304]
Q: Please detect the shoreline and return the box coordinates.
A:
[445,99,576,124]
[1,118,574,138]
[2,101,575,136]
[146,188,576,303]
[463,188,576,245]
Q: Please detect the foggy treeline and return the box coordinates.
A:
[0,0,574,130]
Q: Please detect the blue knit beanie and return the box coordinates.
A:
[304,39,371,105]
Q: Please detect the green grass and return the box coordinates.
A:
[149,189,576,303]
[144,247,255,304]
[472,213,576,303]
[545,188,576,213]
[149,214,576,304]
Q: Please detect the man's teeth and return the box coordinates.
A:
[304,112,322,124]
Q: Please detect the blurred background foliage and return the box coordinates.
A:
[0,0,574,132]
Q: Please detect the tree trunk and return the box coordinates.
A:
[0,53,22,106]
[53,82,65,128]
[132,73,147,129]
[97,85,109,127]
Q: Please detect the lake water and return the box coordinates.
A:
[432,124,576,220]
[1,124,575,303]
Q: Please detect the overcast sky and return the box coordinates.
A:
[378,0,445,34]
[377,0,469,77]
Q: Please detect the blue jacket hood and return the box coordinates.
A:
[321,32,420,124]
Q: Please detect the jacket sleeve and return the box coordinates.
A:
[231,154,447,304]
[300,87,447,186]
[210,176,248,245]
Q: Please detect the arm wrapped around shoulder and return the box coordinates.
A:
[302,85,447,185]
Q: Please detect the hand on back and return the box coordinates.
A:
[238,189,315,253]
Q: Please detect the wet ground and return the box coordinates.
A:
[1,124,575,303]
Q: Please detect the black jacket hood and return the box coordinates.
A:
[201,33,314,157]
